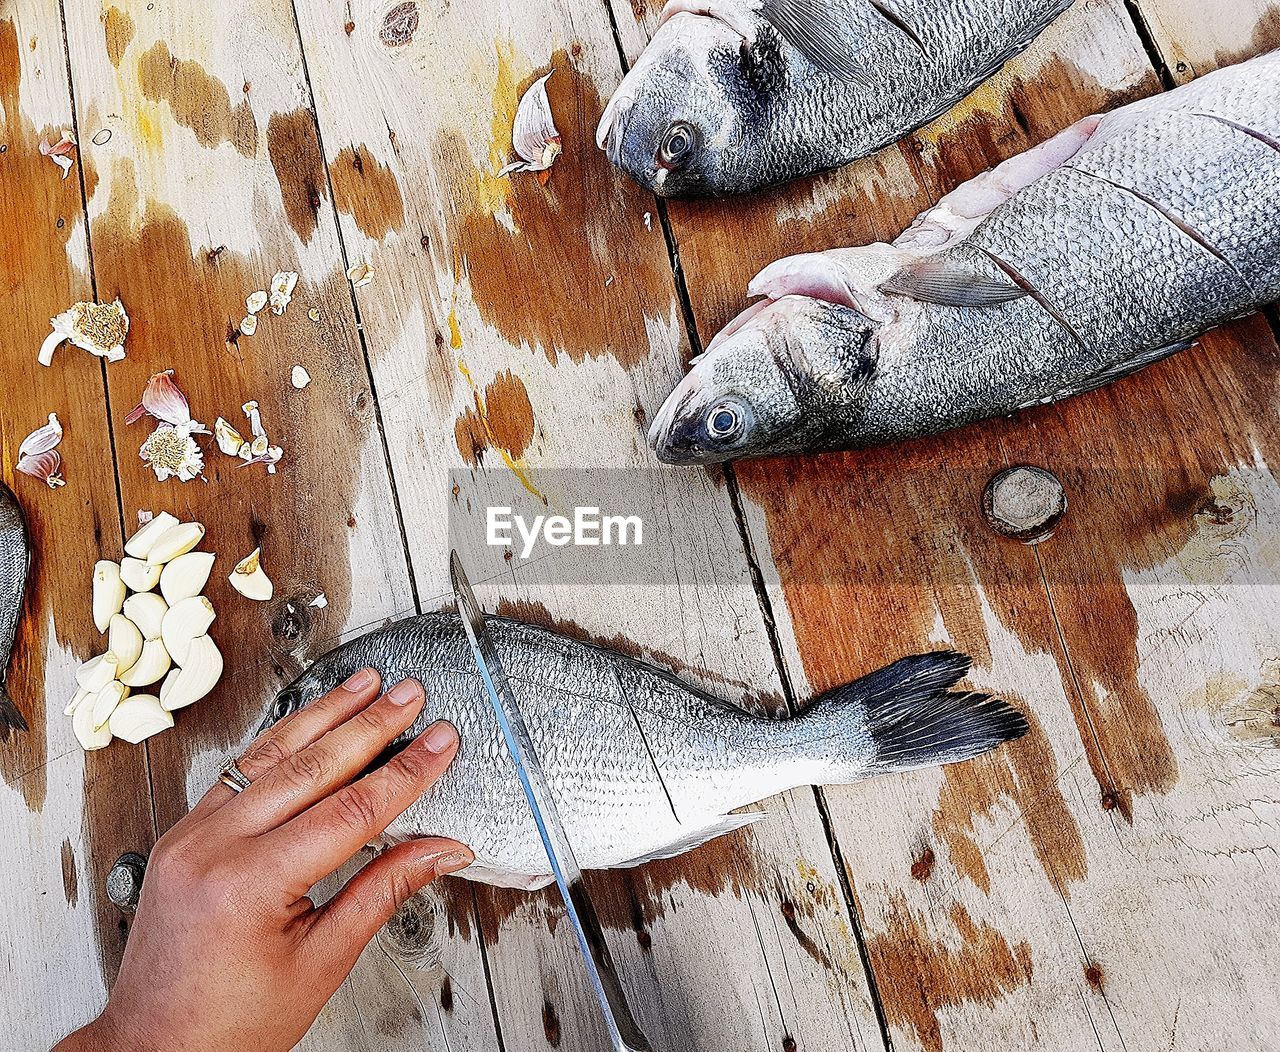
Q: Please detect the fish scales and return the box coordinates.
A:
[0,484,30,737]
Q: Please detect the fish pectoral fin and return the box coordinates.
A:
[612,811,767,869]
[758,0,871,85]
[881,258,1027,308]
[1018,339,1197,409]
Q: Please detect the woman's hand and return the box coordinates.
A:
[57,670,472,1052]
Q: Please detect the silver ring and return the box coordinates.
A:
[217,757,252,794]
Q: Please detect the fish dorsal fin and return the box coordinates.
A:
[759,0,871,85]
[612,811,766,869]
[881,258,1027,308]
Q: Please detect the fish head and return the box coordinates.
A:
[648,295,879,464]
[258,663,346,735]
[598,8,786,197]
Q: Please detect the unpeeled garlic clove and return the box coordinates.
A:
[91,680,129,731]
[64,687,90,716]
[229,548,274,602]
[109,695,174,744]
[146,521,206,566]
[124,512,179,559]
[93,561,126,632]
[123,592,168,640]
[162,596,215,665]
[108,614,144,673]
[73,693,113,750]
[161,634,223,711]
[160,551,216,605]
[119,637,172,688]
[120,557,162,593]
[76,652,120,692]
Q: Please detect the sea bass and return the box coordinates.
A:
[0,484,30,739]
[598,0,1073,197]
[649,53,1280,463]
[262,613,1025,889]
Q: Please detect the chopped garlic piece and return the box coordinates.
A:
[291,365,311,389]
[269,271,299,315]
[246,290,268,314]
[240,315,258,336]
[346,262,374,288]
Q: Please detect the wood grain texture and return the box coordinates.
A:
[1134,0,1280,80]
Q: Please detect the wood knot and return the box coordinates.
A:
[379,886,443,970]
[206,245,226,264]
[983,466,1066,543]
[1084,961,1105,991]
[379,2,419,46]
[542,1000,562,1047]
[910,846,935,882]
[439,976,453,1012]
[782,1038,797,1052]
[271,596,314,646]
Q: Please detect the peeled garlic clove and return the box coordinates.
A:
[73,693,113,750]
[162,634,223,711]
[239,315,258,337]
[108,614,144,673]
[119,637,172,687]
[93,560,126,632]
[91,680,129,731]
[64,687,90,717]
[229,548,274,601]
[162,596,215,666]
[75,652,120,692]
[120,557,162,593]
[246,290,268,315]
[160,551,216,605]
[146,521,206,566]
[124,512,180,559]
[123,592,168,640]
[109,695,174,744]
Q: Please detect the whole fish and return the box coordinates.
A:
[598,0,1073,197]
[649,53,1280,463]
[0,483,30,739]
[263,613,1025,889]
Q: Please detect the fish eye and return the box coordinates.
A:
[705,402,743,440]
[658,121,697,169]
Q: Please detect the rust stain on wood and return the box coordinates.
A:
[266,108,326,243]
[867,893,1033,1052]
[137,41,258,157]
[454,368,535,466]
[933,706,1087,894]
[435,48,666,369]
[102,6,134,68]
[330,144,405,240]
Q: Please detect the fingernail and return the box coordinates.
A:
[423,720,457,753]
[434,849,473,875]
[387,679,422,706]
[343,668,377,691]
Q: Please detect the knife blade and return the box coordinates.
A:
[449,552,653,1052]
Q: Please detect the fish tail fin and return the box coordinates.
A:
[0,684,29,741]
[805,651,1027,778]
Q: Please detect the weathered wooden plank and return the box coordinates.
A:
[602,0,1280,1050]
[0,3,156,1046]
[1133,0,1280,81]
[290,0,886,1048]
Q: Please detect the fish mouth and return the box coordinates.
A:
[596,93,635,169]
[646,370,722,465]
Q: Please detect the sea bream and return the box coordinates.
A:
[261,613,1025,889]
[598,0,1074,196]
[0,483,30,739]
[648,53,1280,463]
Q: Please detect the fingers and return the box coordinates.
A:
[267,720,460,891]
[229,679,429,833]
[308,837,473,968]
[192,669,382,818]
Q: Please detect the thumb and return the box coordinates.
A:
[311,838,474,965]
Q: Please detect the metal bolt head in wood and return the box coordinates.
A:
[106,852,148,913]
[982,466,1067,543]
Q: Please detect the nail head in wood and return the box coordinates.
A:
[982,466,1066,543]
[106,852,148,912]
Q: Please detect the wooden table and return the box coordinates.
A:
[3,0,1278,1048]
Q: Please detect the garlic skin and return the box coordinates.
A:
[93,561,126,633]
[76,652,120,692]
[124,512,180,559]
[499,71,562,177]
[229,548,274,602]
[123,592,168,640]
[120,557,162,593]
[162,635,223,711]
[109,695,174,744]
[91,681,130,731]
[108,614,144,674]
[160,551,216,605]
[146,522,206,565]
[73,694,113,750]
[162,596,216,665]
[119,637,172,688]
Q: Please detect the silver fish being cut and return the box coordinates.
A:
[262,613,1025,889]
[598,0,1073,196]
[649,52,1280,463]
[0,483,30,739]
